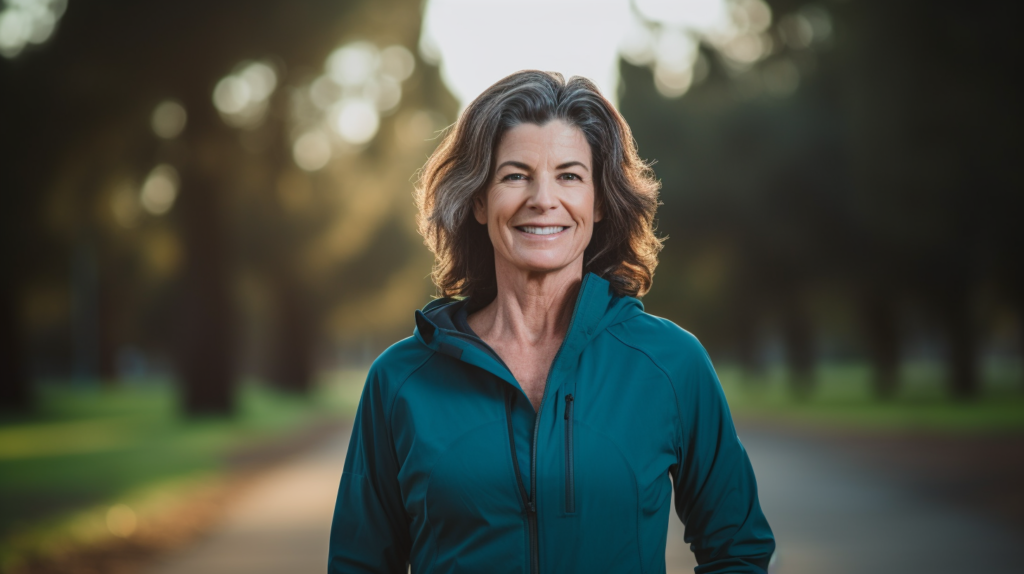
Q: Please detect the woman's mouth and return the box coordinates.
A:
[516,226,568,236]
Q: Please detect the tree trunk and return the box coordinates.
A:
[937,285,978,400]
[734,298,762,379]
[0,278,31,412]
[268,270,314,394]
[0,74,32,412]
[781,293,815,398]
[177,162,237,416]
[861,287,900,399]
[1016,280,1024,392]
[97,249,122,384]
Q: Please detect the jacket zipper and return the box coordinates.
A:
[525,275,588,572]
[504,274,591,574]
[564,394,575,513]
[505,389,538,574]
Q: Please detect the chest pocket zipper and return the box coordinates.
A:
[564,394,575,513]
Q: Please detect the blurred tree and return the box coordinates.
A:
[620,60,851,394]
[623,0,1022,401]
[859,283,901,399]
[840,0,1023,398]
[0,0,451,414]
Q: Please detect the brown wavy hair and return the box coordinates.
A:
[415,70,662,305]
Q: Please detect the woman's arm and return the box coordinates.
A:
[328,367,411,573]
[671,335,776,574]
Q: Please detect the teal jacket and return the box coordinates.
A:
[329,274,775,573]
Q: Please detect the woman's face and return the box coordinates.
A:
[474,120,601,278]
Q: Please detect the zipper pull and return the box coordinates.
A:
[528,500,537,514]
[564,394,573,419]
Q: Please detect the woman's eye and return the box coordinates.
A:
[560,173,582,181]
[502,173,526,181]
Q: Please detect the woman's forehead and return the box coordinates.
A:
[496,121,591,166]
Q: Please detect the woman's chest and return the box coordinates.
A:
[490,340,560,410]
[391,353,681,571]
[391,352,680,514]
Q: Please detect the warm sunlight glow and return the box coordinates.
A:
[420,0,777,104]
[420,0,632,106]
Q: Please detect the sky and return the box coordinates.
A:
[418,0,765,106]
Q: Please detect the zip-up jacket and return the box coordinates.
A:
[329,273,775,573]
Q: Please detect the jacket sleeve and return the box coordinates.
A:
[671,337,775,573]
[328,366,411,573]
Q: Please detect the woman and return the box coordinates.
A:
[329,70,775,573]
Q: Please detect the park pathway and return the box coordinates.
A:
[146,430,352,574]
[146,424,1021,574]
[738,425,1021,574]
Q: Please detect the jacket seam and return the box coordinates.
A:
[605,328,684,457]
[385,350,437,472]
[423,417,509,574]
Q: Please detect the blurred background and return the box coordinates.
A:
[1,0,1022,572]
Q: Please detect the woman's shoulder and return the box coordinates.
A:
[366,336,435,389]
[606,312,713,380]
[609,312,705,355]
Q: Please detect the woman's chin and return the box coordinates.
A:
[503,254,583,277]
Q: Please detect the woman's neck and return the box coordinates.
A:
[469,259,582,347]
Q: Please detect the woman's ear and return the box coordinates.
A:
[594,192,604,223]
[473,193,488,225]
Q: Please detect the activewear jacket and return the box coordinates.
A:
[329,273,775,573]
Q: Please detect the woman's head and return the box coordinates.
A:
[416,70,662,305]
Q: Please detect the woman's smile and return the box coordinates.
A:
[515,225,570,236]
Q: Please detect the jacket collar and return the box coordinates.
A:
[413,273,643,394]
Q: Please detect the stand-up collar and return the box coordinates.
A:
[413,273,644,395]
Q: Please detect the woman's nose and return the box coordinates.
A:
[527,178,559,211]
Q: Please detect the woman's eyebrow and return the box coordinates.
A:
[496,160,532,171]
[556,161,589,172]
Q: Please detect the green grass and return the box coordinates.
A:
[0,369,367,552]
[718,361,1024,433]
[3,362,1021,567]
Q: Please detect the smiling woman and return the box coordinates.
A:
[417,71,662,306]
[329,70,775,574]
[476,122,600,284]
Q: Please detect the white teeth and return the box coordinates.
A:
[519,226,566,235]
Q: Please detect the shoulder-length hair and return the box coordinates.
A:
[415,70,662,305]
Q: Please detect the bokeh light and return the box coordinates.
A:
[140,164,179,215]
[379,45,416,82]
[329,98,380,145]
[212,60,278,129]
[778,5,832,50]
[151,100,187,139]
[283,41,417,169]
[105,504,137,538]
[292,130,332,172]
[0,0,66,59]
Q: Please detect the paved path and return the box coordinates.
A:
[147,431,351,574]
[147,424,1021,574]
[739,425,1021,574]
